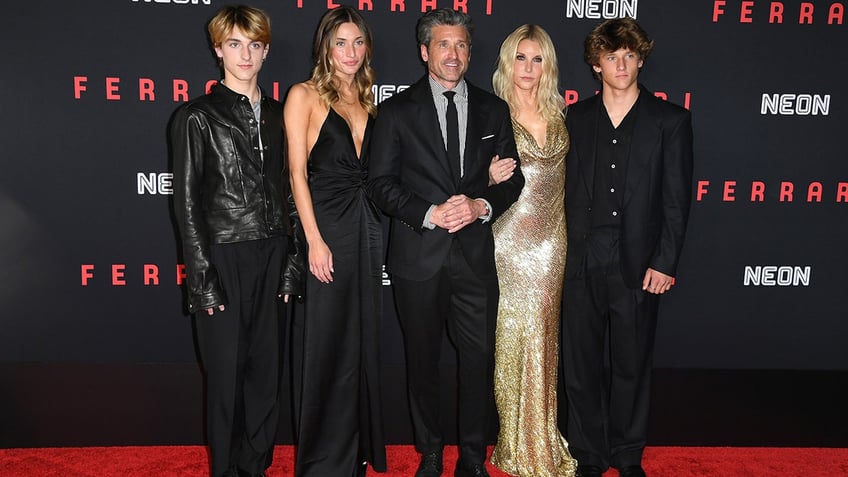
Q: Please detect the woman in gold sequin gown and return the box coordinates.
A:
[488,25,577,477]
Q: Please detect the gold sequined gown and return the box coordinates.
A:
[490,117,577,477]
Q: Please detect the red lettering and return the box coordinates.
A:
[173,79,189,102]
[112,264,126,286]
[359,0,373,10]
[81,264,94,286]
[74,76,88,99]
[751,181,765,202]
[327,0,340,8]
[391,0,405,12]
[205,80,218,95]
[829,3,844,24]
[837,183,848,202]
[740,1,754,22]
[713,0,726,21]
[696,181,710,201]
[723,181,737,201]
[799,2,814,23]
[564,90,579,106]
[654,91,668,101]
[486,0,493,15]
[144,264,160,286]
[684,92,691,110]
[106,77,121,101]
[693,180,848,203]
[769,1,784,23]
[177,264,187,285]
[779,182,794,202]
[271,81,280,102]
[139,78,154,101]
[453,0,468,13]
[807,182,823,202]
[421,0,437,12]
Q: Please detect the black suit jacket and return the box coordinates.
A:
[367,76,524,280]
[564,85,694,288]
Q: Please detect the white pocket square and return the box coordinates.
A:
[481,134,495,140]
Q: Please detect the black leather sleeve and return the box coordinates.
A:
[279,187,306,300]
[170,106,227,313]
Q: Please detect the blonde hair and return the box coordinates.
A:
[492,24,564,123]
[310,6,377,116]
[208,5,271,48]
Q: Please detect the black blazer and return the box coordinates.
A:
[564,85,694,288]
[367,76,524,280]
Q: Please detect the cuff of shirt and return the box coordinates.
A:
[423,204,437,230]
[476,198,492,223]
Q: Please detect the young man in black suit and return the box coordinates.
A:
[367,8,524,477]
[562,17,694,477]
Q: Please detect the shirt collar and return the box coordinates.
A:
[429,75,468,101]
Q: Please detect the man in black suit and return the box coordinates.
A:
[367,8,523,477]
[562,18,694,477]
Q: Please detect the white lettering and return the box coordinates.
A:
[381,265,391,286]
[743,266,811,286]
[761,93,830,115]
[565,0,638,19]
[137,172,174,195]
[372,84,409,105]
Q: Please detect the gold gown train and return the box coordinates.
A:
[490,117,577,477]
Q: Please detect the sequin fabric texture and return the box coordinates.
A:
[490,117,577,477]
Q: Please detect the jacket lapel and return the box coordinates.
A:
[464,84,488,184]
[410,78,454,182]
[576,95,602,202]
[623,88,661,206]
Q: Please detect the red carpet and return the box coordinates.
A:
[1,445,847,476]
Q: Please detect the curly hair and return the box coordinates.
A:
[492,24,564,123]
[584,17,654,80]
[310,6,376,116]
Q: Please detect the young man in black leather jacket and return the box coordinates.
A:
[170,5,303,477]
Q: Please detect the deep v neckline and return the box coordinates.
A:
[329,107,366,160]
[513,119,549,151]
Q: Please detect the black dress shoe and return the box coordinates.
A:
[618,465,647,477]
[454,459,489,477]
[575,464,603,477]
[416,451,443,477]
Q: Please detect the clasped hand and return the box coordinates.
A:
[431,195,486,233]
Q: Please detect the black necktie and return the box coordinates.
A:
[443,91,461,185]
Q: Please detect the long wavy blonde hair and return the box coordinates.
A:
[492,24,564,123]
[310,6,377,117]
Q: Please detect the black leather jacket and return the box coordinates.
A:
[171,83,304,313]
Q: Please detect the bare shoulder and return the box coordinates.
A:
[286,81,320,107]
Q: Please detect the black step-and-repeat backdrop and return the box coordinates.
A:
[2,0,846,380]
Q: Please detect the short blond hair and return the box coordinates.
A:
[208,5,271,48]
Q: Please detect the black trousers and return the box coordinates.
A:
[195,236,287,477]
[392,238,498,465]
[562,226,658,470]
